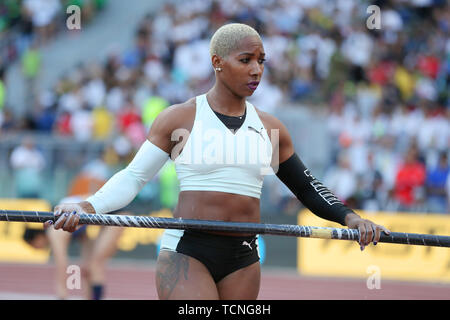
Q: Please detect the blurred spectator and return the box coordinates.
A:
[68,150,111,196]
[425,152,449,213]
[33,89,58,132]
[22,0,62,45]
[356,152,387,212]
[0,63,5,111]
[393,145,426,211]
[70,104,94,142]
[341,26,374,70]
[117,97,146,148]
[373,135,401,194]
[0,63,5,132]
[92,106,114,140]
[54,110,72,136]
[9,136,46,198]
[261,173,299,216]
[117,98,141,133]
[21,41,41,109]
[0,108,15,132]
[323,152,357,203]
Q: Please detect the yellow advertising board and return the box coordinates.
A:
[0,199,52,263]
[297,210,450,283]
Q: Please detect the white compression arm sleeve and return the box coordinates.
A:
[86,140,169,214]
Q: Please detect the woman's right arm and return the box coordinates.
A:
[47,102,193,232]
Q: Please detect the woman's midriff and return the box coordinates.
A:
[173,191,260,236]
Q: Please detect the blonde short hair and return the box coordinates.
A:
[210,23,262,58]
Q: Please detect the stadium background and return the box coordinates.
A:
[0,0,449,299]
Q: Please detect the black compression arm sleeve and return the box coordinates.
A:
[275,153,355,226]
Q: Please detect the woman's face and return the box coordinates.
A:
[216,35,265,98]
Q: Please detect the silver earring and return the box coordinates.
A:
[215,67,222,72]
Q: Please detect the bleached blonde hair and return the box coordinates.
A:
[210,23,262,58]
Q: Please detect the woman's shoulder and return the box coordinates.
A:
[162,97,196,118]
[147,97,197,152]
[154,97,196,129]
[253,105,287,132]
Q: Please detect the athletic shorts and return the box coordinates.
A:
[160,229,260,283]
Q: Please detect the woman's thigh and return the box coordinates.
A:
[155,250,219,300]
[217,261,261,300]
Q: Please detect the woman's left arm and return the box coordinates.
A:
[266,115,390,250]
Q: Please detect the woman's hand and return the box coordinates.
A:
[44,201,95,232]
[345,213,391,251]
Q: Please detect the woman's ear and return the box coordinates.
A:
[212,54,223,71]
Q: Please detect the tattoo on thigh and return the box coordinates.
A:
[157,253,189,299]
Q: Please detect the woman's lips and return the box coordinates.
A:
[247,82,259,90]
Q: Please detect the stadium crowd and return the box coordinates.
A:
[1,0,449,214]
[0,0,107,64]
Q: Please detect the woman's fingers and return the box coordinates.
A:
[43,220,54,230]
[359,221,382,249]
[54,212,69,230]
[54,211,79,232]
[358,223,366,250]
[381,225,391,235]
[62,211,79,232]
[365,222,374,246]
[50,204,84,233]
[373,225,381,245]
[360,222,391,250]
[371,224,392,245]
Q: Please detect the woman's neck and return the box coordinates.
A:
[206,84,246,117]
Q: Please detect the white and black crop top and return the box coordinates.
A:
[174,94,273,199]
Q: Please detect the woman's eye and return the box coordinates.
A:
[240,58,265,64]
